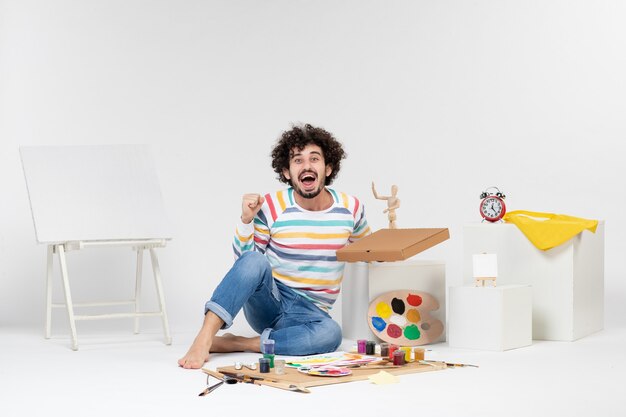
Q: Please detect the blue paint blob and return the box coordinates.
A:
[371,316,387,332]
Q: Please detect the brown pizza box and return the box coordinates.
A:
[336,228,450,262]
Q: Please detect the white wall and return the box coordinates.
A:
[1,0,624,335]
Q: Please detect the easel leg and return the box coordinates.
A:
[149,248,172,345]
[45,245,53,339]
[134,248,143,334]
[58,244,79,350]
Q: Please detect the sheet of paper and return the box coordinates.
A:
[285,351,380,368]
[368,371,399,385]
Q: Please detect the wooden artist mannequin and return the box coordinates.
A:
[372,182,400,229]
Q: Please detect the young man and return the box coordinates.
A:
[178,124,370,369]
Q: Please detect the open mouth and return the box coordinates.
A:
[299,172,317,189]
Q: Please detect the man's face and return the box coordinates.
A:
[283,144,332,199]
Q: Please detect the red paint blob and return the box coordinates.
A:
[406,294,422,307]
[387,324,402,338]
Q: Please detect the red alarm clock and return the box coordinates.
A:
[479,187,506,222]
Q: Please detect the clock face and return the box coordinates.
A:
[480,197,505,221]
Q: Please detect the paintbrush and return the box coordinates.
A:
[444,362,479,368]
[418,360,479,368]
[219,370,311,394]
[344,362,401,369]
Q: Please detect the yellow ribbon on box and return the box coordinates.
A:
[502,210,598,251]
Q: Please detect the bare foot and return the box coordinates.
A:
[210,333,244,352]
[212,332,262,353]
[178,332,261,369]
[178,338,211,369]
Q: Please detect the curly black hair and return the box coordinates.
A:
[271,123,346,186]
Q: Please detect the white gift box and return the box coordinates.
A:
[449,285,532,351]
[463,222,604,341]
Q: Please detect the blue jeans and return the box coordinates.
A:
[204,251,342,356]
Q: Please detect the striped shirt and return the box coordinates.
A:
[233,187,370,311]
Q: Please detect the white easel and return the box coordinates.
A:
[44,240,171,350]
[473,253,498,287]
[21,145,173,350]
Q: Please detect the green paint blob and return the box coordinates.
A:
[404,324,421,340]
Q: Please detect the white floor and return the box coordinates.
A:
[2,322,625,417]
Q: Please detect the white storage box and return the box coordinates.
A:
[342,260,446,342]
[449,285,532,351]
[463,222,604,341]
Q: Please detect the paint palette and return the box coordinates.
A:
[367,290,443,346]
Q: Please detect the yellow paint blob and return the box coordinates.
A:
[376,302,392,319]
[406,309,421,323]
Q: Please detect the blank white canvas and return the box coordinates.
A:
[473,253,498,278]
[20,145,173,243]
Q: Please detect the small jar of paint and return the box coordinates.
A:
[263,353,275,368]
[357,339,367,354]
[413,347,425,361]
[393,350,405,366]
[262,339,275,355]
[401,346,412,363]
[259,357,271,373]
[379,342,389,357]
[274,359,286,375]
[365,341,376,355]
[388,344,399,360]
